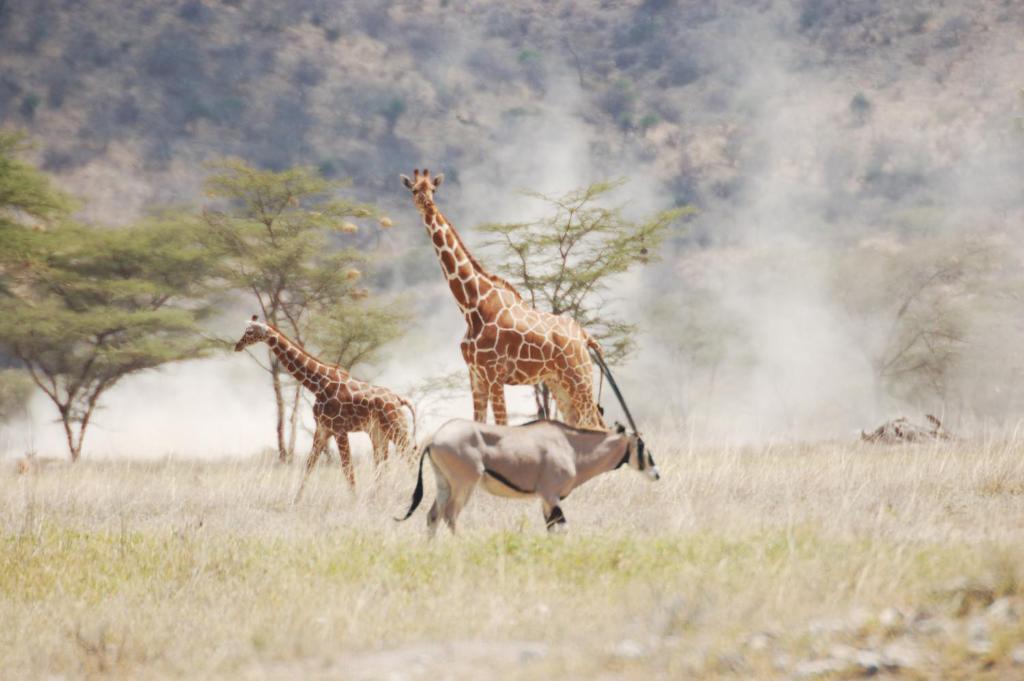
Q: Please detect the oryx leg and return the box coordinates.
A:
[541,498,567,533]
[443,482,477,534]
[294,425,331,504]
[335,432,355,488]
[488,380,508,426]
[426,458,451,539]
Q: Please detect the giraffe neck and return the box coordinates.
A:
[420,202,493,315]
[418,201,522,316]
[265,329,338,394]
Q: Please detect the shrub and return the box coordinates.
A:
[517,49,541,64]
[295,60,325,88]
[114,97,141,126]
[19,94,40,120]
[666,54,701,87]
[849,92,872,124]
[178,0,213,24]
[598,79,637,130]
[143,29,202,80]
[638,113,660,132]
[379,97,406,134]
[46,74,69,109]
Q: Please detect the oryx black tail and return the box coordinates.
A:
[395,445,430,521]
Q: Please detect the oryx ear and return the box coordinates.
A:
[615,422,626,434]
[432,173,444,189]
[400,174,414,190]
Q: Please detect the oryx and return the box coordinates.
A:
[396,419,659,534]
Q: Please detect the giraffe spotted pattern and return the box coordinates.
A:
[235,317,414,497]
[401,169,607,429]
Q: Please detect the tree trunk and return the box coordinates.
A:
[270,359,289,463]
[60,410,81,462]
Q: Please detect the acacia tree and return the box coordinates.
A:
[200,158,404,463]
[834,233,1017,412]
[479,179,692,415]
[0,218,219,461]
[0,133,219,460]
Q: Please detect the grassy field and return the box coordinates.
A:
[2,434,1024,680]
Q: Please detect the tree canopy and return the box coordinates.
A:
[480,179,693,363]
[0,217,220,460]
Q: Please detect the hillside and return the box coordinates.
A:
[2,1,1020,226]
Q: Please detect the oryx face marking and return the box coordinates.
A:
[628,433,660,481]
[615,422,659,481]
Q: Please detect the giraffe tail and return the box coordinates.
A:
[400,399,417,444]
[586,334,606,362]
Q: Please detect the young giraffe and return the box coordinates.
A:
[234,316,415,500]
[400,168,606,429]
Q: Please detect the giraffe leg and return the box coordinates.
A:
[294,425,330,504]
[569,366,606,429]
[488,381,508,425]
[551,374,605,429]
[386,418,412,459]
[548,381,578,426]
[573,389,606,429]
[469,368,489,423]
[397,426,412,458]
[335,432,355,488]
[370,429,387,470]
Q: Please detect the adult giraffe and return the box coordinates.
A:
[401,168,606,428]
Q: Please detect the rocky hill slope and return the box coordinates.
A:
[2,1,1020,230]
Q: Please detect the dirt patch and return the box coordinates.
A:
[247,640,549,681]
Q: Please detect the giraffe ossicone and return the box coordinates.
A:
[235,317,415,499]
[400,168,607,429]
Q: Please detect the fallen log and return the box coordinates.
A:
[861,414,952,443]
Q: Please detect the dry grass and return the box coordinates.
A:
[3,435,1024,679]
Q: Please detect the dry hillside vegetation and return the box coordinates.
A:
[3,436,1024,679]
[0,1,1020,226]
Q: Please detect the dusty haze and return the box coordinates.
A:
[1,1,1022,458]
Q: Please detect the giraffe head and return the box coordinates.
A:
[234,315,270,351]
[400,168,444,211]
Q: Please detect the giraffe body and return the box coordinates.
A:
[401,169,606,429]
[235,317,414,498]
